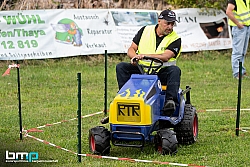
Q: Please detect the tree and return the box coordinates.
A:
[167,0,228,11]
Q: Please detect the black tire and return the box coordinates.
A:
[89,126,111,155]
[154,128,178,155]
[174,104,198,145]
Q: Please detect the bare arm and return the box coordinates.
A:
[127,42,138,59]
[226,3,244,29]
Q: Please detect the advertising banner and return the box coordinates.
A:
[174,8,232,52]
[0,8,232,60]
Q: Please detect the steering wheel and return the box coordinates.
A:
[133,56,163,75]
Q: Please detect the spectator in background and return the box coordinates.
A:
[226,0,250,79]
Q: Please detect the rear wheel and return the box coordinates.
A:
[154,128,178,155]
[174,104,198,144]
[89,126,111,155]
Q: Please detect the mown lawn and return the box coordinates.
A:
[0,50,250,167]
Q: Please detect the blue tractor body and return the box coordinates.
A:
[89,57,198,155]
[109,74,185,147]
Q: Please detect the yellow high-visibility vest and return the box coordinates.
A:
[138,25,181,68]
[229,0,250,26]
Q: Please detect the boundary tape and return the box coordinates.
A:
[25,133,207,167]
[23,110,250,166]
[239,127,250,133]
[24,108,250,132]
[198,108,250,112]
[31,111,103,130]
[25,133,77,155]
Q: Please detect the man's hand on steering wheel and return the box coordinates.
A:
[130,55,163,75]
[131,54,145,65]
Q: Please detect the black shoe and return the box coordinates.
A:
[162,100,176,116]
[100,117,109,124]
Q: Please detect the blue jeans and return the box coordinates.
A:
[231,26,250,77]
[116,62,181,103]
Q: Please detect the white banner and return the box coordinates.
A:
[0,8,231,60]
[174,8,232,52]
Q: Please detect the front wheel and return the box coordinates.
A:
[154,128,178,155]
[89,126,111,155]
[174,104,198,144]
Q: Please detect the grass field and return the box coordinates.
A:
[0,50,250,167]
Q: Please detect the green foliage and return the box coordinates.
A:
[0,51,250,167]
[167,0,228,11]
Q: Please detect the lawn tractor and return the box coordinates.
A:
[88,57,198,155]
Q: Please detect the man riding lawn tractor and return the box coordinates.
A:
[89,9,198,155]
